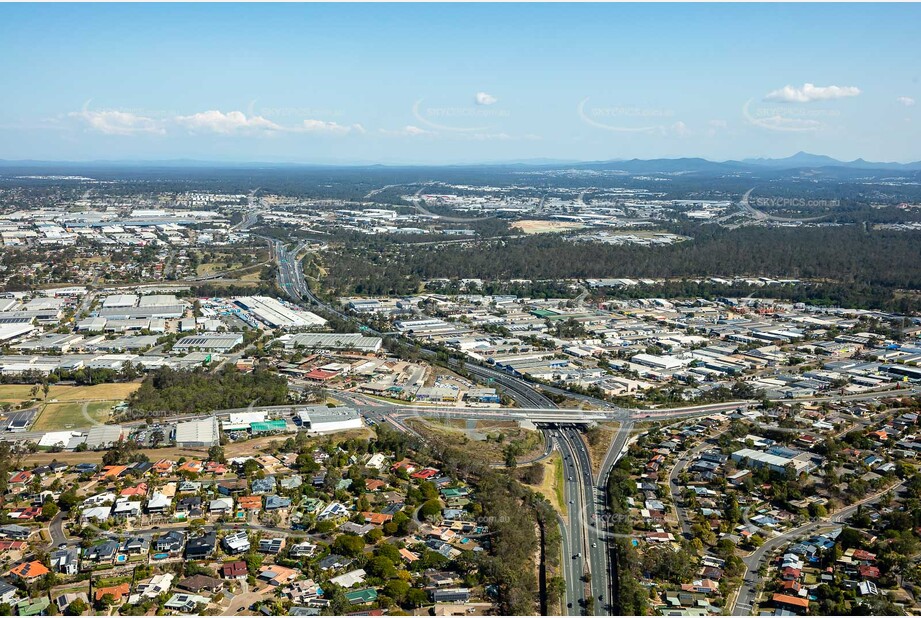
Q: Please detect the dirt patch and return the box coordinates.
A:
[51,383,141,402]
[405,416,544,464]
[511,220,586,235]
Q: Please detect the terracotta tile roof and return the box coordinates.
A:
[11,560,49,580]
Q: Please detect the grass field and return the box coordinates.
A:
[405,416,544,463]
[50,383,140,401]
[32,400,118,432]
[586,423,619,476]
[0,384,43,406]
[0,383,139,409]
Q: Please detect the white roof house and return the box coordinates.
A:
[222,531,251,553]
[81,506,112,522]
[330,569,366,588]
[147,492,172,512]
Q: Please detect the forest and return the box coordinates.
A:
[125,366,288,417]
[318,224,921,310]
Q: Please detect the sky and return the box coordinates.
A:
[1,3,920,165]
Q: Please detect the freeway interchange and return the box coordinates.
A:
[268,239,758,615]
[268,239,921,616]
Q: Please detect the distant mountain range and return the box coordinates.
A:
[0,152,919,173]
[737,151,921,171]
[572,152,921,174]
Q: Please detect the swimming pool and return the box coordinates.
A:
[152,553,169,560]
[116,554,128,563]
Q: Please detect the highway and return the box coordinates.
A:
[261,238,921,616]
[557,427,609,615]
[554,429,591,615]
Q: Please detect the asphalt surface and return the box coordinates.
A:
[667,438,718,539]
[556,427,609,615]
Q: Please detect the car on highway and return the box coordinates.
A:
[592,542,597,548]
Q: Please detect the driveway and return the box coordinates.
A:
[222,584,274,615]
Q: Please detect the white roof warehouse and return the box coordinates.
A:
[174,417,220,447]
[277,333,382,353]
[234,296,327,329]
[172,334,243,354]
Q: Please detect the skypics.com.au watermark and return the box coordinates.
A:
[411,93,510,133]
[753,197,841,209]
[578,98,676,133]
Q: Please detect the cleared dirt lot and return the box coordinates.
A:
[511,220,586,234]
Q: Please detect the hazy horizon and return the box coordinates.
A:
[2,3,919,164]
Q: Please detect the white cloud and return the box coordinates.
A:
[380,125,435,137]
[299,119,365,135]
[68,109,164,136]
[475,92,498,106]
[897,96,916,107]
[764,83,861,103]
[670,121,691,137]
[175,110,282,134]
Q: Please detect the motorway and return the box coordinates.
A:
[264,239,921,616]
[555,427,609,615]
[553,429,589,614]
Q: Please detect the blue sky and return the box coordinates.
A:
[1,3,919,164]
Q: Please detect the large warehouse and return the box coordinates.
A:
[174,417,220,447]
[234,296,327,329]
[172,333,243,354]
[293,406,363,434]
[278,332,383,353]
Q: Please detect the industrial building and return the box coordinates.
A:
[277,332,383,353]
[293,406,363,434]
[84,425,125,449]
[174,417,220,448]
[234,296,326,329]
[731,447,816,476]
[172,334,243,354]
